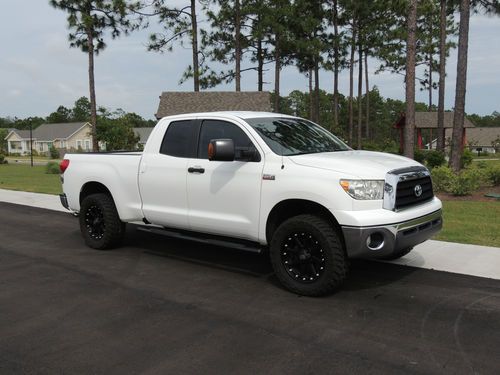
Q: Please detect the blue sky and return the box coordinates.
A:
[0,1,499,120]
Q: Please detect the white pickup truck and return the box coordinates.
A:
[60,111,442,296]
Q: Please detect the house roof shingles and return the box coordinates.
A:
[155,91,272,119]
[4,122,89,141]
[452,127,500,147]
[33,122,89,141]
[396,112,476,129]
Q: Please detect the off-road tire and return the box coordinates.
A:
[79,193,125,250]
[270,214,348,296]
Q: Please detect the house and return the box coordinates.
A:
[4,122,94,155]
[155,91,272,119]
[427,127,500,154]
[133,127,154,148]
[465,127,500,154]
[394,112,475,152]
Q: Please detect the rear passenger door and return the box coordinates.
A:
[186,119,264,241]
[139,119,196,229]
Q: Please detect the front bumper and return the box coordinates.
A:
[341,209,442,259]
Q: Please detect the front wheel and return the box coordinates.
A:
[270,215,348,296]
[79,193,125,250]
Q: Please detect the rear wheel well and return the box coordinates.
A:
[266,199,343,246]
[79,182,113,205]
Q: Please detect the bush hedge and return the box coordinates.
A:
[45,161,60,174]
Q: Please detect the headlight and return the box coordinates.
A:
[339,179,384,200]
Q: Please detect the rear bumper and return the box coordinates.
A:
[341,209,442,259]
[59,193,69,210]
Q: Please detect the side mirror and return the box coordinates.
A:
[208,139,235,161]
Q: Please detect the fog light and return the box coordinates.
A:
[366,232,385,251]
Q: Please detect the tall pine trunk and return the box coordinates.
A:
[309,69,314,120]
[274,34,280,112]
[404,0,417,159]
[257,38,263,91]
[450,0,470,172]
[428,21,433,110]
[357,42,363,150]
[191,0,200,92]
[86,26,98,152]
[332,0,339,130]
[364,51,370,139]
[235,0,241,91]
[314,59,320,123]
[437,0,447,152]
[348,23,356,146]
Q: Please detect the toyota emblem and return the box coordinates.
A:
[414,184,423,197]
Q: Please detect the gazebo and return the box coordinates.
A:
[394,112,475,153]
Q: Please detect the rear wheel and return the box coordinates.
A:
[79,193,125,250]
[270,214,348,296]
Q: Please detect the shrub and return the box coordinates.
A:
[413,148,426,164]
[449,168,482,196]
[45,161,60,174]
[49,145,59,159]
[486,164,500,186]
[461,149,474,168]
[431,165,456,192]
[0,154,4,164]
[425,150,446,169]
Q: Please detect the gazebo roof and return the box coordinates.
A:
[395,112,476,129]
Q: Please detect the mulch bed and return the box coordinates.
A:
[436,186,500,202]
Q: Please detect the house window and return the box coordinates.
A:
[61,140,66,148]
[84,140,91,151]
[76,140,82,150]
[11,141,21,150]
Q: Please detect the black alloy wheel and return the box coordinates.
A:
[84,204,105,240]
[281,231,326,283]
[79,193,125,250]
[270,214,348,296]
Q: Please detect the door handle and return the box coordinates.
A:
[188,167,205,174]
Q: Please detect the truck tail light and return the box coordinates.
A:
[60,159,70,173]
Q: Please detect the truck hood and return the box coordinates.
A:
[288,150,422,179]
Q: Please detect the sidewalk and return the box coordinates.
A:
[1,188,499,281]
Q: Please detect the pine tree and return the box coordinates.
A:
[50,0,142,151]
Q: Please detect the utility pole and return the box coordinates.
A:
[30,123,33,167]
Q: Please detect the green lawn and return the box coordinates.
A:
[434,201,500,247]
[0,164,62,195]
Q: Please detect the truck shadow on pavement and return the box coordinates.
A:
[125,224,418,293]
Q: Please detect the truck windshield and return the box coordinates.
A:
[246,117,350,156]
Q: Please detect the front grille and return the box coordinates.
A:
[395,176,433,210]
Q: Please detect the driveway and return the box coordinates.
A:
[1,202,499,374]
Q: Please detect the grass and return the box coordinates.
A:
[0,164,62,195]
[434,201,500,247]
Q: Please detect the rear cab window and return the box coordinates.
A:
[159,120,197,158]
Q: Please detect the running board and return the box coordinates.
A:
[136,226,264,254]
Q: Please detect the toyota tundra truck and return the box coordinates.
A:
[59,111,442,296]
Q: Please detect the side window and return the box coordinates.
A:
[160,120,196,158]
[197,120,259,161]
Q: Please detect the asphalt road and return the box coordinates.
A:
[1,202,499,375]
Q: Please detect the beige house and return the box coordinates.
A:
[5,122,94,155]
